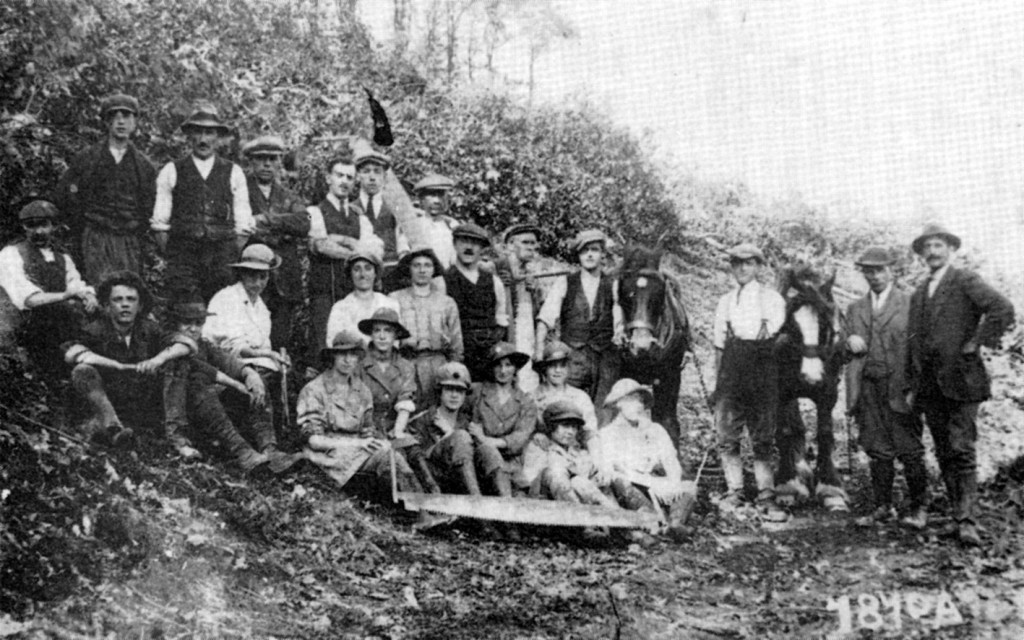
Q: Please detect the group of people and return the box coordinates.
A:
[1,93,1015,546]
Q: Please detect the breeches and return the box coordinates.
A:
[164,237,236,302]
[715,394,776,460]
[856,376,924,462]
[919,377,978,478]
[81,225,142,283]
[71,363,160,428]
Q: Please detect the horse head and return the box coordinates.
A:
[779,263,839,386]
[618,246,689,358]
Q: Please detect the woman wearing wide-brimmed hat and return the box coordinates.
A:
[357,307,417,437]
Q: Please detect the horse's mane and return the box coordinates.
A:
[620,246,690,354]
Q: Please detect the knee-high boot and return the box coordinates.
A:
[869,458,895,507]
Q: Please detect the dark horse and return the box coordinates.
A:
[773,264,848,510]
[617,247,691,447]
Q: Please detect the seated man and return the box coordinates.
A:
[163,298,296,473]
[62,271,191,445]
[0,200,98,379]
[356,308,417,437]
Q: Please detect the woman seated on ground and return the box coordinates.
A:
[297,330,423,501]
[324,249,399,349]
[600,379,690,539]
[531,341,600,457]
[467,342,538,499]
[356,307,417,438]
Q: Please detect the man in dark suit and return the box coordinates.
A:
[905,224,1015,546]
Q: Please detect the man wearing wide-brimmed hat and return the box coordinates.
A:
[413,173,460,269]
[151,102,255,302]
[63,270,193,446]
[711,242,787,518]
[242,135,309,352]
[536,228,622,409]
[905,223,1014,546]
[842,246,928,529]
[389,243,463,405]
[53,93,156,283]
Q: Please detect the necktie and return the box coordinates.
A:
[367,195,375,220]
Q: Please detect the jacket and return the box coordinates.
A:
[843,286,913,414]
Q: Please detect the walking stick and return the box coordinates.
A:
[280,347,291,427]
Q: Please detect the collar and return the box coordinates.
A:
[930,264,951,286]
[191,155,215,171]
[325,192,345,211]
[872,282,894,306]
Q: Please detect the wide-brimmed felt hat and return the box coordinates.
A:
[436,362,472,391]
[452,222,491,246]
[322,330,366,359]
[180,103,231,134]
[357,307,410,341]
[242,135,286,157]
[413,174,456,194]
[96,270,153,312]
[503,223,541,243]
[18,199,58,221]
[727,242,765,264]
[570,229,608,254]
[354,149,391,170]
[346,248,383,274]
[855,246,895,267]
[912,223,961,255]
[168,300,214,322]
[535,340,573,369]
[398,244,444,277]
[229,244,281,271]
[539,400,586,434]
[486,341,531,371]
[603,378,654,408]
[101,93,139,117]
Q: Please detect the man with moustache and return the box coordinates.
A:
[53,93,156,282]
[443,223,508,383]
[242,135,309,351]
[905,224,1014,547]
[0,200,98,378]
[150,103,255,302]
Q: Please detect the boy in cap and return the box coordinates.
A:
[357,308,417,437]
[905,224,1014,546]
[413,173,459,269]
[151,102,255,302]
[497,223,543,392]
[443,222,508,383]
[389,244,463,405]
[325,250,400,349]
[53,93,156,282]
[711,242,787,517]
[535,228,622,409]
[351,149,408,292]
[842,246,927,528]
[0,200,98,377]
[242,135,310,352]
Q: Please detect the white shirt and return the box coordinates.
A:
[308,193,385,258]
[0,244,93,310]
[537,270,623,332]
[423,215,456,268]
[325,292,400,347]
[712,281,786,348]
[150,155,254,235]
[450,263,510,327]
[202,282,277,371]
[357,190,409,255]
[108,145,127,164]
[928,264,950,297]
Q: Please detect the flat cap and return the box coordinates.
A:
[452,222,491,246]
[604,378,654,408]
[354,149,391,170]
[18,199,58,221]
[503,223,541,242]
[727,242,765,264]
[855,246,895,267]
[413,174,456,194]
[436,362,472,390]
[229,244,281,271]
[571,229,607,254]
[180,103,231,134]
[100,93,139,117]
[242,135,286,157]
[542,400,586,430]
[912,223,961,255]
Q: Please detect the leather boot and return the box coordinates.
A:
[942,470,961,514]
[902,455,929,510]
[869,458,895,509]
[957,472,978,527]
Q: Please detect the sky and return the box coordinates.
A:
[360,1,1024,276]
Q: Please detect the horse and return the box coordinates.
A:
[772,263,849,511]
[617,246,691,447]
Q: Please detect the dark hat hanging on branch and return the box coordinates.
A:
[363,87,393,147]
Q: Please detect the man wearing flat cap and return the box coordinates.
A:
[0,199,98,377]
[711,242,787,517]
[350,149,408,291]
[53,93,156,283]
[413,173,460,269]
[242,135,310,352]
[150,102,255,302]
[905,224,1014,546]
[842,246,928,529]
[536,228,623,410]
[497,222,544,392]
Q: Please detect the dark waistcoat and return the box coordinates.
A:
[170,157,234,241]
[16,241,66,293]
[444,266,497,332]
[308,197,361,297]
[560,272,614,350]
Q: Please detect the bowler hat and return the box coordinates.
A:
[100,93,139,117]
[354,149,391,170]
[535,340,573,369]
[413,174,456,194]
[169,300,213,323]
[855,246,895,267]
[357,307,411,341]
[180,103,231,134]
[539,400,586,435]
[603,378,654,408]
[452,223,490,246]
[242,135,286,157]
[229,244,281,271]
[570,229,608,254]
[18,200,58,222]
[321,330,366,359]
[503,223,541,243]
[912,223,961,255]
[398,244,444,277]
[436,362,472,391]
[727,243,766,264]
[486,341,531,371]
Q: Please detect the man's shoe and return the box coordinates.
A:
[237,449,270,473]
[717,490,745,512]
[856,505,896,527]
[958,523,982,547]
[267,450,304,474]
[900,506,928,531]
[108,425,135,449]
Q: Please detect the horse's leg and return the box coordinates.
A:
[656,364,682,450]
[774,398,811,504]
[813,392,848,511]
